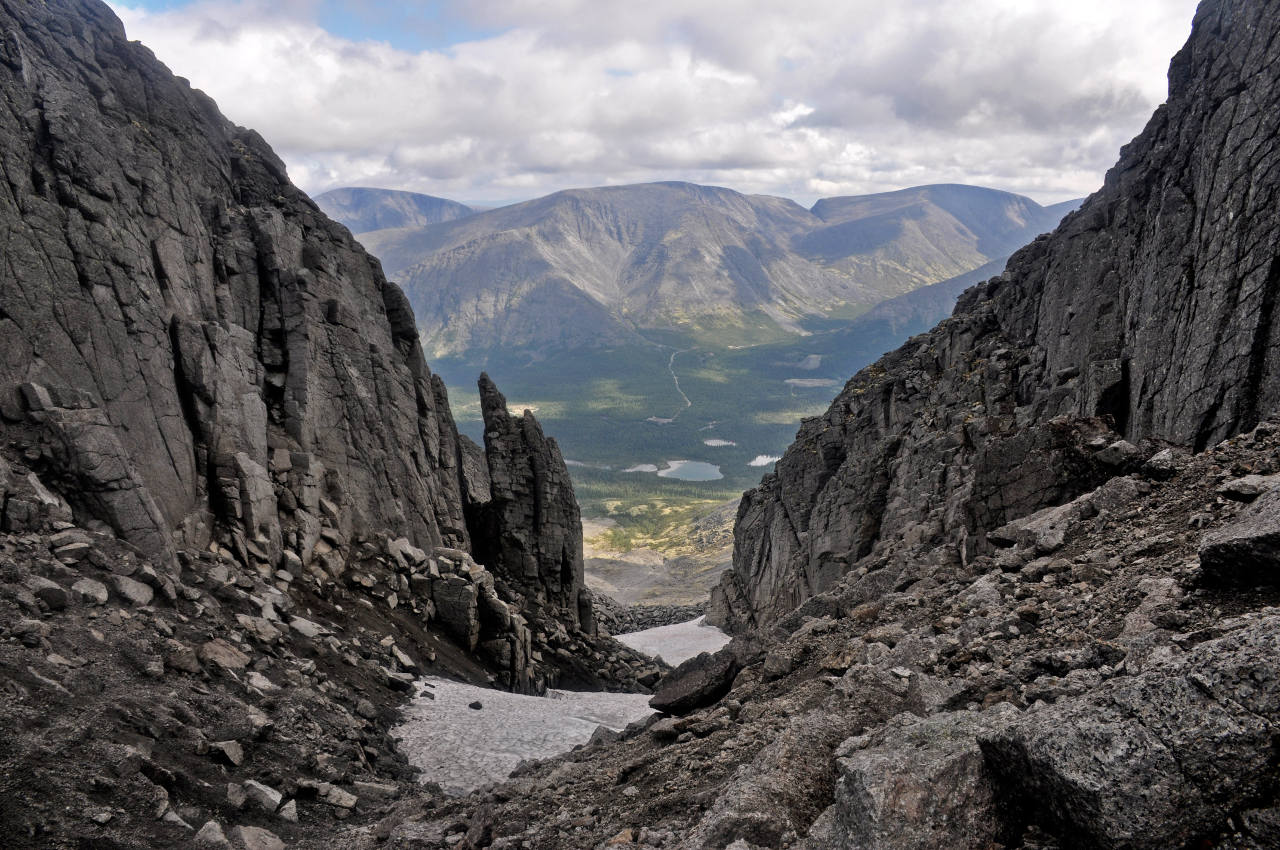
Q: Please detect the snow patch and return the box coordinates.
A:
[395,678,653,795]
[797,354,823,370]
[748,455,781,467]
[703,439,737,447]
[615,616,730,666]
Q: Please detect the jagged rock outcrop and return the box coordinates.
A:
[711,0,1280,632]
[466,374,594,633]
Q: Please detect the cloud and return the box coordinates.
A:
[107,0,1200,205]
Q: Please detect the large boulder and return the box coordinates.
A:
[649,647,739,716]
[979,618,1280,849]
[1198,486,1280,585]
[803,706,1019,850]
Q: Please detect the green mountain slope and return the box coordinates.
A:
[347,182,1079,566]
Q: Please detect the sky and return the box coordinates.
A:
[107,0,1202,207]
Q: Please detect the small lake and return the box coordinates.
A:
[657,460,723,481]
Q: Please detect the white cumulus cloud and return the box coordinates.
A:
[107,0,1201,206]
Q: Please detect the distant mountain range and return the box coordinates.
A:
[346,181,1075,358]
[324,181,1081,506]
[314,186,475,233]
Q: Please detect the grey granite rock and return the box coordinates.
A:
[980,618,1280,850]
[650,647,739,716]
[0,0,470,564]
[1199,486,1280,586]
[712,0,1280,631]
[467,374,591,633]
[432,574,480,651]
[803,705,1019,850]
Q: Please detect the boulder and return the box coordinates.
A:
[194,821,232,849]
[199,639,250,672]
[230,825,285,850]
[432,574,479,651]
[1199,487,1280,585]
[70,578,109,606]
[979,619,1280,850]
[114,575,154,606]
[26,576,67,611]
[650,647,739,716]
[1217,474,1280,501]
[803,705,1019,850]
[242,780,282,814]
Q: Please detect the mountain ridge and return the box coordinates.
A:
[360,180,1074,357]
[314,186,474,233]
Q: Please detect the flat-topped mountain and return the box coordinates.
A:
[313,186,474,234]
[362,180,1073,357]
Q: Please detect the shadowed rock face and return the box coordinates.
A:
[467,374,593,633]
[711,0,1280,632]
[0,0,473,563]
[0,0,611,689]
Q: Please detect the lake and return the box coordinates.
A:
[656,459,723,481]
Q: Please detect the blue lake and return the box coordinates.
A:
[656,460,723,481]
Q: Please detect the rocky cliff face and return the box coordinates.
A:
[710,0,1280,632]
[466,374,594,634]
[0,4,669,845]
[0,0,471,566]
[0,0,629,693]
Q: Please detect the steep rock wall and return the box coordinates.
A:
[0,0,605,685]
[0,0,470,563]
[711,0,1280,631]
